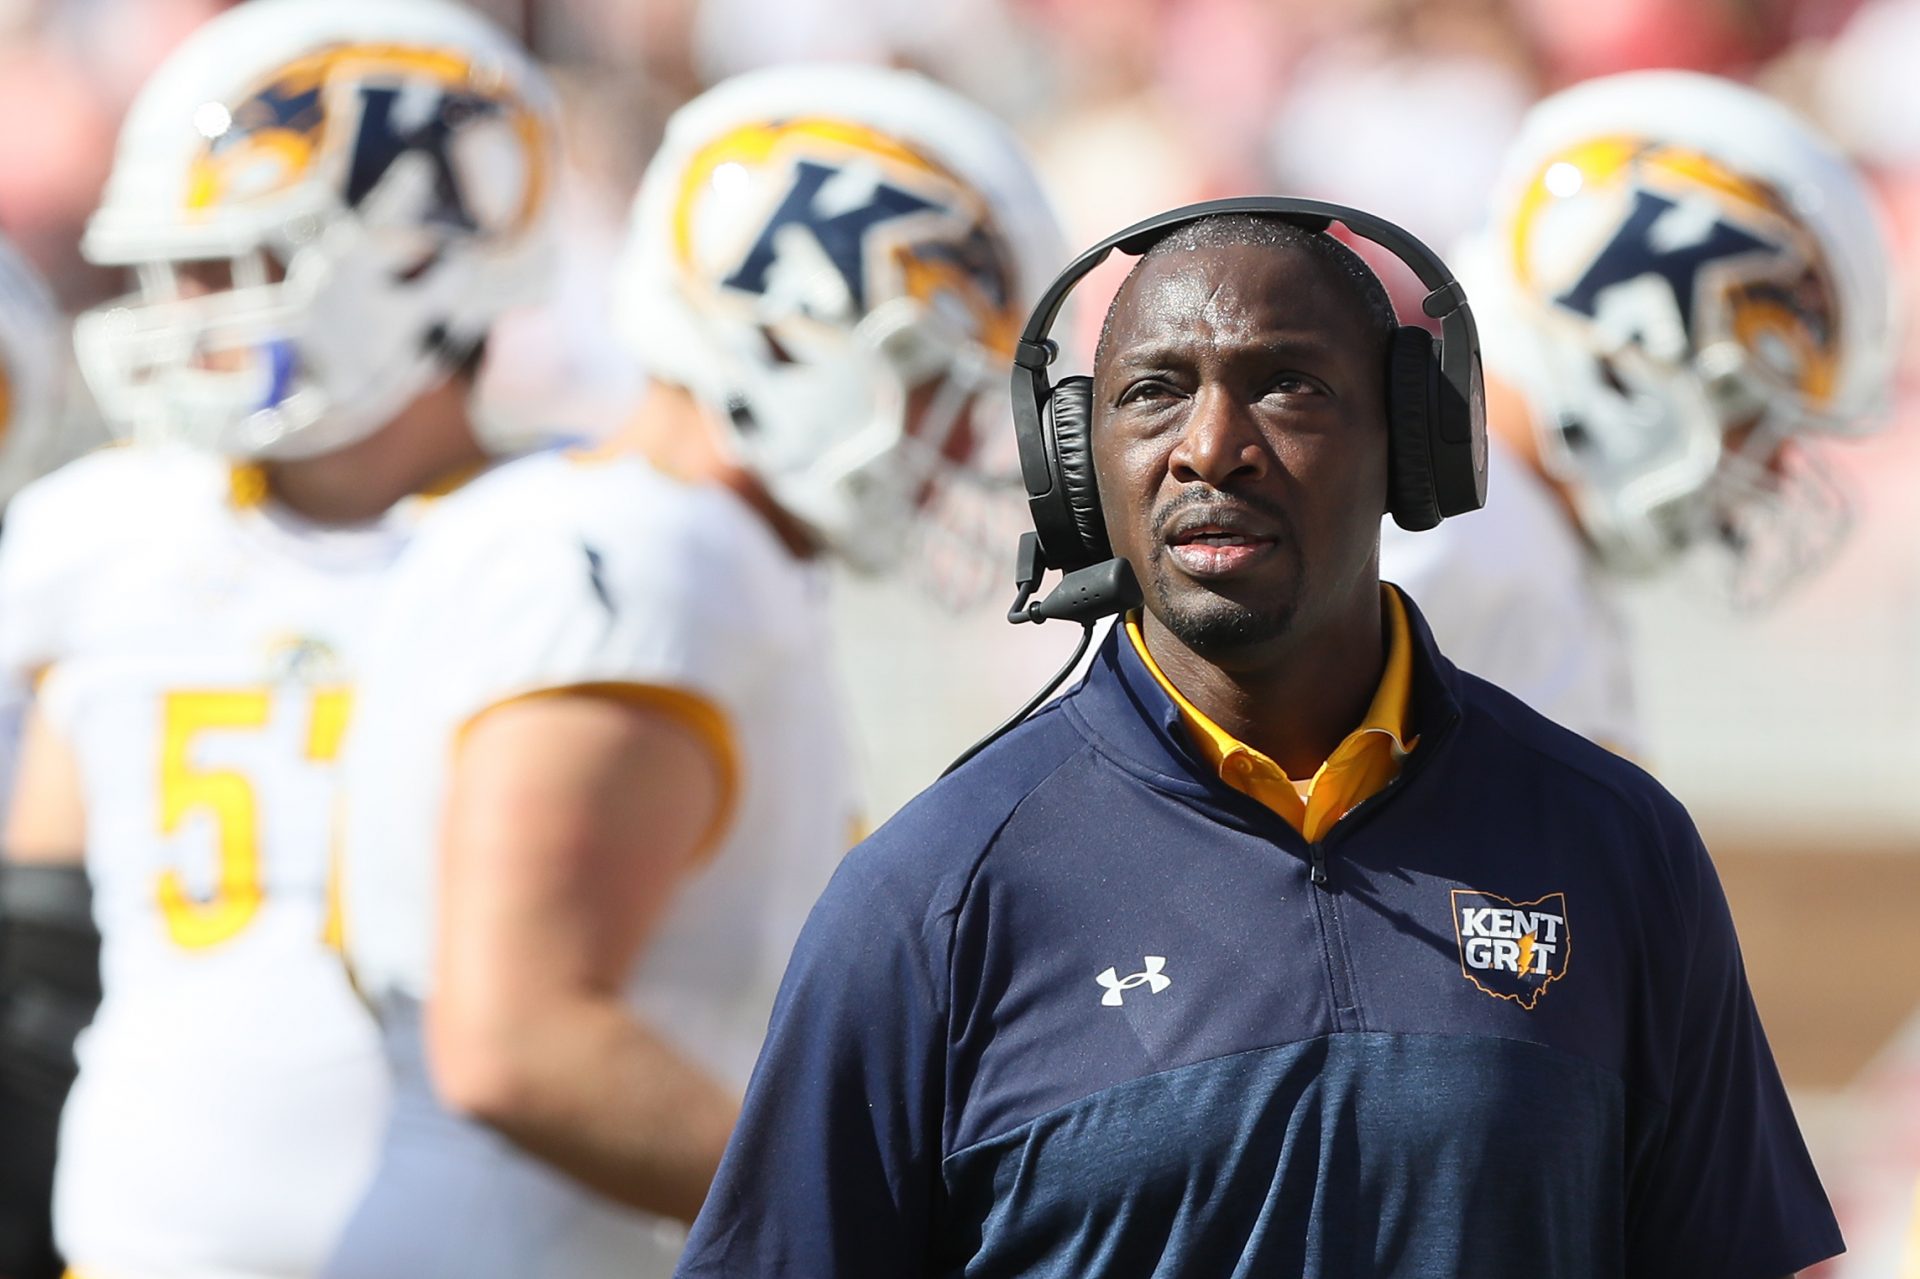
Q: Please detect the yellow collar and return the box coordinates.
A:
[228,462,270,509]
[227,460,485,511]
[1125,585,1417,841]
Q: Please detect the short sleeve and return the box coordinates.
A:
[403,480,744,730]
[0,449,179,700]
[0,483,69,682]
[340,460,767,999]
[675,851,946,1278]
[1625,831,1843,1276]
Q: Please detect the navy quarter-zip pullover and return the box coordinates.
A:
[676,593,1840,1278]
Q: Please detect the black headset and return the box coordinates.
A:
[946,197,1488,775]
[1012,195,1487,584]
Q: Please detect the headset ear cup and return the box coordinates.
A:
[1045,375,1111,566]
[1386,326,1443,532]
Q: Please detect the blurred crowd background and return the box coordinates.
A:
[4,0,1920,1270]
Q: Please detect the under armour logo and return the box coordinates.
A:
[1095,956,1171,1007]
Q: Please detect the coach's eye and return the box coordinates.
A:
[1118,378,1179,407]
[1265,372,1326,398]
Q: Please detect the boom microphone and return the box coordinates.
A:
[1024,557,1142,624]
[943,539,1142,777]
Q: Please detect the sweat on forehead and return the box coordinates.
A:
[1094,213,1398,367]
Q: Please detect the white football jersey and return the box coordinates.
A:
[1381,434,1642,755]
[336,447,854,1276]
[0,444,405,1279]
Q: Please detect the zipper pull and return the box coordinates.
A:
[1309,845,1329,887]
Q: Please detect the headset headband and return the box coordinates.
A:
[1016,196,1467,361]
[1012,196,1483,530]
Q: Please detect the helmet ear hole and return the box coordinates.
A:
[759,327,798,366]
[1595,356,1630,397]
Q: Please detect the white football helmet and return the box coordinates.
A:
[615,64,1065,582]
[75,0,558,460]
[0,235,64,509]
[1465,70,1897,606]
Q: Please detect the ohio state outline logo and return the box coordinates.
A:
[1450,888,1570,1010]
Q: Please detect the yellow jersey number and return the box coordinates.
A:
[155,687,352,949]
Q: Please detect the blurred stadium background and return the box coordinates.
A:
[4,0,1918,1269]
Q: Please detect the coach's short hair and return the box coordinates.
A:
[1094,213,1399,369]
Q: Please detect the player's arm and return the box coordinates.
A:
[424,686,739,1222]
[4,696,84,864]
[0,699,97,1279]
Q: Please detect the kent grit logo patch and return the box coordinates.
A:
[1450,889,1569,1010]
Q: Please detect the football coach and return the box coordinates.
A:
[672,201,1841,1278]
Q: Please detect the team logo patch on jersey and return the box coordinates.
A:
[1450,889,1569,1010]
